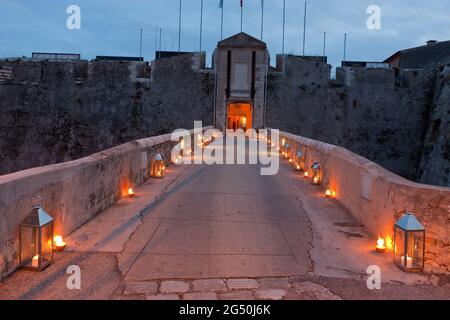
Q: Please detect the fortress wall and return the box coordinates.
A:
[418,66,450,187]
[0,54,214,175]
[278,130,450,274]
[267,58,442,186]
[0,128,209,280]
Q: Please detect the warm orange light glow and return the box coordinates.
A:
[32,255,39,268]
[313,177,319,184]
[128,188,135,197]
[289,159,293,163]
[376,237,386,253]
[386,236,393,250]
[304,172,309,178]
[296,164,301,170]
[325,190,332,198]
[332,191,337,197]
[401,255,413,268]
[54,235,67,251]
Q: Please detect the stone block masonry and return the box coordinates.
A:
[0,127,211,280]
[0,54,214,176]
[277,130,450,274]
[0,53,448,188]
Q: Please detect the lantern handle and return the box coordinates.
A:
[31,195,43,208]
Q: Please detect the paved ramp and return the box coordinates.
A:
[120,158,313,281]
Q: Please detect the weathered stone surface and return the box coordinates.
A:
[0,56,214,176]
[293,281,342,300]
[256,289,286,300]
[220,290,255,300]
[227,279,260,290]
[146,294,180,300]
[192,279,227,292]
[183,292,218,300]
[160,280,190,294]
[259,278,291,289]
[124,281,158,295]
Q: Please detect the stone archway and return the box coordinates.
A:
[227,102,253,131]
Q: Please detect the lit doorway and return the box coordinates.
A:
[227,102,253,131]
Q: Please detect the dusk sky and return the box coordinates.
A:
[1,0,449,69]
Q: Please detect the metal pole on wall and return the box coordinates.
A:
[139,28,143,60]
[261,0,264,40]
[178,0,182,53]
[343,33,347,63]
[220,0,224,40]
[240,0,243,32]
[199,0,204,52]
[302,1,307,56]
[159,28,162,55]
[282,0,286,54]
[155,26,158,60]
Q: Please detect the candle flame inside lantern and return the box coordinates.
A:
[304,172,309,178]
[325,190,332,197]
[313,177,319,184]
[54,235,67,251]
[128,188,135,197]
[296,164,300,170]
[376,237,386,253]
[32,255,39,268]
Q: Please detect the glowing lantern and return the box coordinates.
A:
[394,213,425,272]
[303,171,309,178]
[376,237,386,253]
[325,190,332,198]
[311,162,322,185]
[19,196,54,271]
[53,235,67,252]
[151,153,165,178]
[295,150,305,171]
[284,144,291,159]
[128,188,136,197]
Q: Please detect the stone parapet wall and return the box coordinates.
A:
[276,130,450,274]
[0,128,210,280]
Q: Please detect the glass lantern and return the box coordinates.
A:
[311,162,322,185]
[295,149,305,171]
[151,153,165,178]
[283,143,291,159]
[394,212,425,272]
[19,196,54,271]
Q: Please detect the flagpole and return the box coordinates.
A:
[155,26,158,60]
[343,33,347,63]
[282,0,286,54]
[178,0,182,53]
[220,1,224,40]
[261,0,264,40]
[240,1,243,33]
[159,28,162,53]
[302,1,307,56]
[139,28,143,60]
[323,32,326,63]
[199,0,204,52]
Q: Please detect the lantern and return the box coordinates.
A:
[311,162,322,185]
[394,213,425,272]
[284,143,291,159]
[19,196,54,271]
[295,150,305,171]
[151,153,165,178]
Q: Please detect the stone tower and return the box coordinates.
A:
[213,33,269,132]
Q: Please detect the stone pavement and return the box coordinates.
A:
[0,143,449,300]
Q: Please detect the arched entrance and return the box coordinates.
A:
[227,102,253,131]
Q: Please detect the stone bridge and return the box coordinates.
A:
[0,129,449,300]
